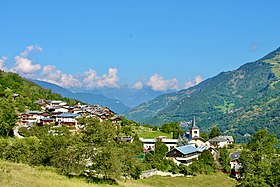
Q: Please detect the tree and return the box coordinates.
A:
[0,97,17,137]
[190,150,216,174]
[239,130,279,187]
[160,122,184,138]
[81,118,123,181]
[219,148,231,172]
[131,134,143,155]
[155,139,168,157]
[200,132,209,140]
[209,127,221,139]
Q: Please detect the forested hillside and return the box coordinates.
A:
[126,47,280,142]
[0,71,78,136]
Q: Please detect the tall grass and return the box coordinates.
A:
[0,160,110,187]
[122,173,237,187]
[0,160,237,187]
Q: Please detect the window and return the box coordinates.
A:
[194,131,197,134]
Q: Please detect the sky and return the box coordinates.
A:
[0,0,280,91]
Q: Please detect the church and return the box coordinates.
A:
[166,116,210,166]
[177,115,207,147]
[187,115,207,147]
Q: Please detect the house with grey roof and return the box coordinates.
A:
[19,111,45,126]
[140,137,178,153]
[229,152,242,178]
[209,136,234,148]
[55,113,80,128]
[166,145,202,166]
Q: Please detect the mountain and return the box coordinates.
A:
[125,47,280,142]
[70,86,170,108]
[32,80,131,114]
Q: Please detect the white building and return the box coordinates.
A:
[55,113,80,128]
[166,145,201,166]
[19,111,46,126]
[140,137,178,153]
[54,107,69,113]
[209,136,234,148]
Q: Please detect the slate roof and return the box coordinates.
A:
[41,118,55,121]
[209,136,234,143]
[175,145,199,155]
[197,145,209,152]
[230,152,241,161]
[57,113,80,118]
[26,110,43,114]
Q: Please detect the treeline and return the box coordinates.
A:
[0,118,143,183]
[0,117,218,183]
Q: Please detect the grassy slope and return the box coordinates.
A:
[0,160,110,187]
[134,126,172,139]
[123,173,237,187]
[0,160,237,187]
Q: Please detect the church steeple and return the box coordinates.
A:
[190,115,200,138]
[192,115,198,129]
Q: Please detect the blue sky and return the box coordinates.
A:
[0,0,280,91]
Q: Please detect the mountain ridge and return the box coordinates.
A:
[32,80,131,114]
[125,47,280,142]
[70,86,172,108]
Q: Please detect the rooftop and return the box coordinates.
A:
[174,145,199,155]
[230,152,241,161]
[57,113,80,118]
[209,136,234,142]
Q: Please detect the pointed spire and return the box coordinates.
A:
[192,114,199,129]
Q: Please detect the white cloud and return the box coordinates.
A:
[184,75,203,89]
[82,69,100,89]
[194,75,203,84]
[13,56,41,74]
[99,68,119,87]
[40,65,82,88]
[21,45,43,57]
[40,66,119,89]
[82,68,120,89]
[60,73,82,88]
[147,73,178,91]
[184,81,194,89]
[42,65,62,81]
[3,45,204,91]
[0,56,8,71]
[133,81,144,89]
[12,45,42,76]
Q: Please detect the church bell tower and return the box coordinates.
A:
[190,115,200,138]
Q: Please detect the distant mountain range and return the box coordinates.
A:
[75,86,170,108]
[125,47,280,142]
[32,80,131,114]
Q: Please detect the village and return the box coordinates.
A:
[18,99,121,129]
[139,117,241,178]
[17,99,241,179]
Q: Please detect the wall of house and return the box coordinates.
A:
[54,108,69,113]
[143,143,155,152]
[175,154,199,166]
[56,117,77,123]
[141,138,178,152]
[188,139,206,147]
[164,143,177,151]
